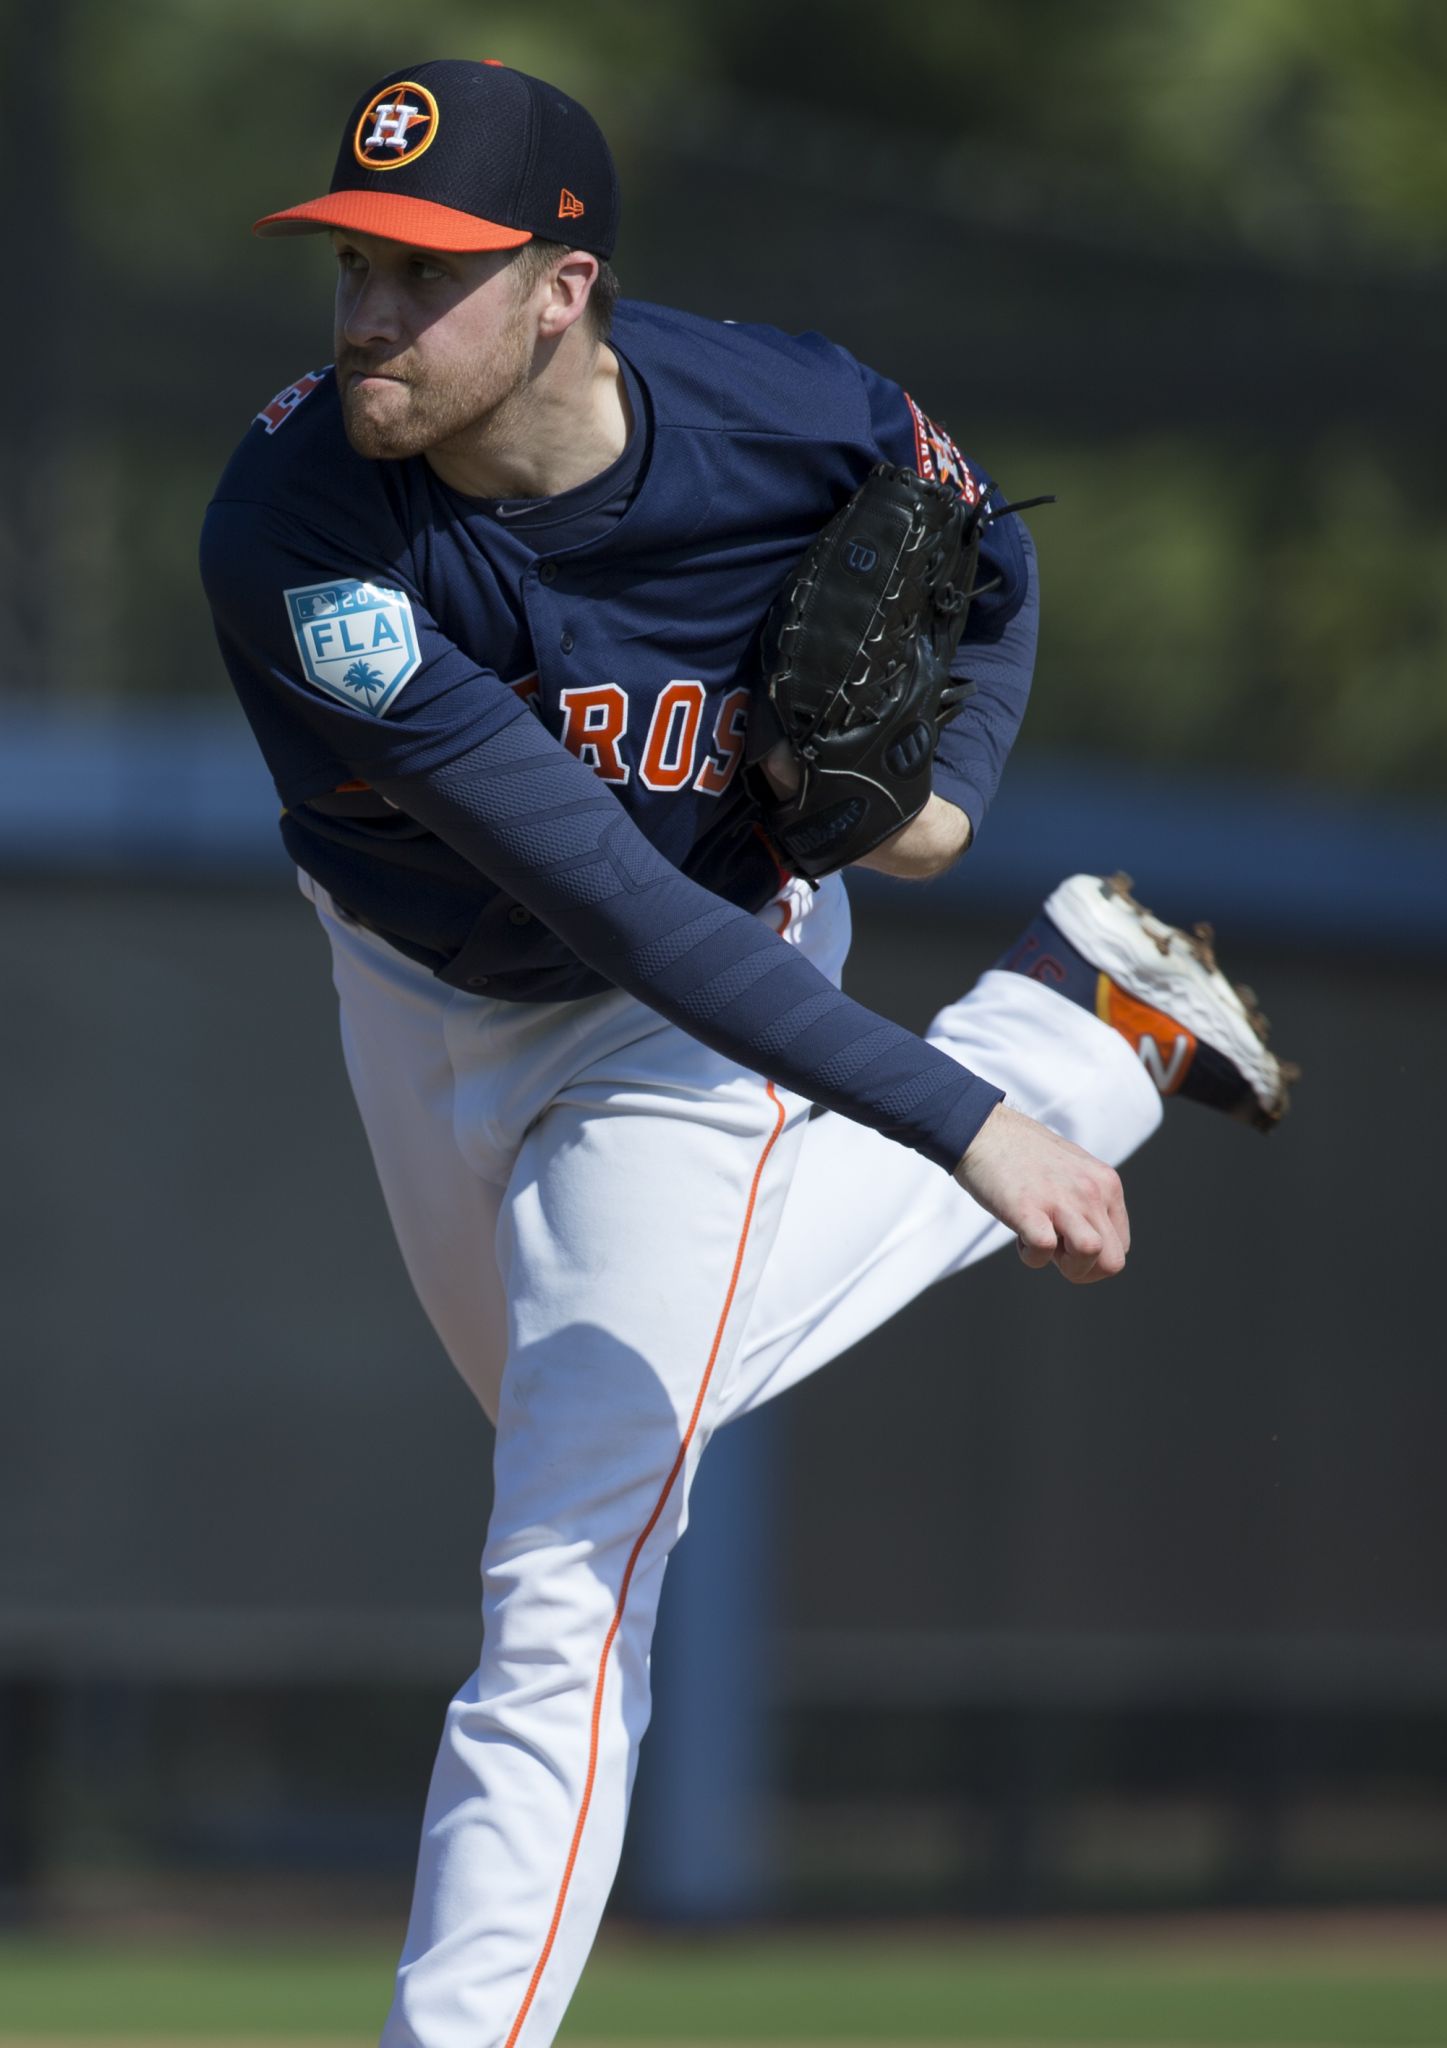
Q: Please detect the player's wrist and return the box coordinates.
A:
[854,794,971,878]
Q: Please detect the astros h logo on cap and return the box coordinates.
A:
[253,56,621,259]
[353,82,440,170]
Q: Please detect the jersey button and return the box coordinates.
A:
[538,561,558,584]
[559,630,574,653]
[466,974,491,988]
[508,905,532,926]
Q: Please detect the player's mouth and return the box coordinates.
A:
[338,353,412,388]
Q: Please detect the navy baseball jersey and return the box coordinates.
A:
[204,300,1033,992]
[202,300,1038,1166]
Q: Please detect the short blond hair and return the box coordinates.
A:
[510,238,620,343]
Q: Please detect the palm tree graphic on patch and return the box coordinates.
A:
[342,660,387,702]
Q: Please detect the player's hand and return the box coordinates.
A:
[953,1102,1130,1285]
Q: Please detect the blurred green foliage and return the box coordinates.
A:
[76,0,1447,279]
[1005,437,1447,790]
[33,0,1447,793]
[716,0,1447,266]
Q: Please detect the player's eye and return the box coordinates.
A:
[334,246,366,273]
[409,258,448,282]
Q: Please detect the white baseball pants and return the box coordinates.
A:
[300,872,1160,2048]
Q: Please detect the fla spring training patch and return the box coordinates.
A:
[284,579,421,716]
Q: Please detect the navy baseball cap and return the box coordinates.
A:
[253,58,620,258]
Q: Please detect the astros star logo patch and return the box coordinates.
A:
[905,393,981,506]
[353,82,440,170]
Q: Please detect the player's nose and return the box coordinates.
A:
[337,273,406,350]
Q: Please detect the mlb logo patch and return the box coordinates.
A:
[284,579,421,717]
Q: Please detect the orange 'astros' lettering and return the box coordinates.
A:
[557,683,631,784]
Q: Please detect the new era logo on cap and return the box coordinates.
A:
[252,57,621,258]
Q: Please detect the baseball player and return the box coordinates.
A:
[201,59,1291,2048]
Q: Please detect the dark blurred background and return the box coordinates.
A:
[3,0,1445,1939]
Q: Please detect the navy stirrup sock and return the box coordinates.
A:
[994,910,1099,1012]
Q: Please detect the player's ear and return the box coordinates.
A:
[536,251,599,340]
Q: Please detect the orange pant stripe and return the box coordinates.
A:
[502,1080,788,2048]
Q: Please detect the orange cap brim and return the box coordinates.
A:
[253,190,533,253]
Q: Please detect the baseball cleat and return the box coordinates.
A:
[1034,873,1298,1130]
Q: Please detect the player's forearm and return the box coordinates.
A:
[853,793,972,879]
[377,718,1005,1168]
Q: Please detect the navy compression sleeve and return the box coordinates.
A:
[935,525,1039,836]
[376,712,1004,1170]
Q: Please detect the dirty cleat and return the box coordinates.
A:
[1001,873,1297,1131]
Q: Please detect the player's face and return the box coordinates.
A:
[331,232,534,460]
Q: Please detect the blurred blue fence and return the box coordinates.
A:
[3,707,1443,948]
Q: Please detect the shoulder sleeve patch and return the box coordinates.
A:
[283,579,421,717]
[255,367,331,436]
[904,393,981,507]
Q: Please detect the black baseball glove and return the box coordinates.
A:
[747,463,993,883]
